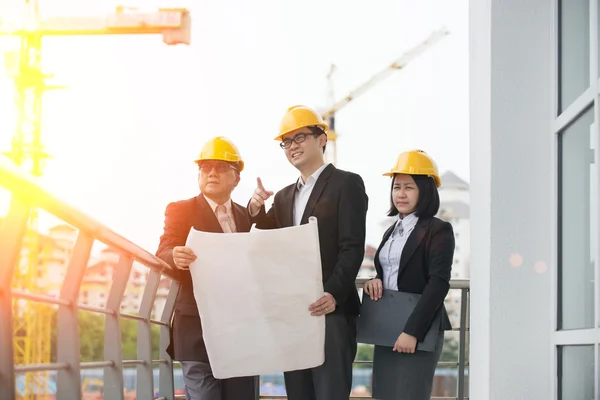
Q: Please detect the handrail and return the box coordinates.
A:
[0,155,182,400]
[0,156,178,279]
[356,277,470,289]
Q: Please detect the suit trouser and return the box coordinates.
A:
[181,361,258,400]
[284,313,357,400]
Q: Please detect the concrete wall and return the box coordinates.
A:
[469,0,554,398]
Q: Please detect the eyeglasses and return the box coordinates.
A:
[279,133,319,149]
[197,161,237,173]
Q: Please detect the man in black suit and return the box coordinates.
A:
[248,105,369,400]
[156,136,257,400]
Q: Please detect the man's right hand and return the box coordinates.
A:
[172,246,197,270]
[249,177,274,216]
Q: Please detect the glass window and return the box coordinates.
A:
[558,106,595,330]
[558,345,595,400]
[558,0,590,113]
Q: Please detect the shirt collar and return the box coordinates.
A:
[396,212,419,230]
[203,194,232,215]
[296,163,329,190]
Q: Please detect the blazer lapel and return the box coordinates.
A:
[194,195,223,233]
[374,223,396,277]
[300,164,334,224]
[398,217,431,275]
[280,185,295,227]
[231,202,251,232]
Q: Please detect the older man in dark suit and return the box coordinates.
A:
[156,136,257,400]
[248,105,369,400]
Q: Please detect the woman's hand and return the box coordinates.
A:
[393,332,417,353]
[363,278,383,301]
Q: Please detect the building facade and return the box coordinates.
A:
[470,0,597,398]
[438,171,471,332]
[39,224,168,320]
[438,171,471,280]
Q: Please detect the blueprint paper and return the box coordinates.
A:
[186,217,325,379]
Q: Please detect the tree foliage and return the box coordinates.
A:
[354,344,374,368]
[46,309,160,363]
[439,337,460,362]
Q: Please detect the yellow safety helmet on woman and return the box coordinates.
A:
[383,149,441,187]
[194,136,244,172]
[275,105,329,141]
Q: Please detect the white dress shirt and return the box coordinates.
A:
[293,163,329,226]
[378,212,419,290]
[203,195,237,232]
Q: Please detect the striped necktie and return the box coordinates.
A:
[216,204,235,233]
[396,219,404,237]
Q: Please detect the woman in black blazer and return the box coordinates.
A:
[363,149,455,400]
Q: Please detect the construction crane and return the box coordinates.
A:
[0,3,190,399]
[321,27,449,165]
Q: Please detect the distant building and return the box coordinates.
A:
[31,223,169,320]
[437,171,470,334]
[357,244,377,280]
[9,222,78,298]
[80,247,163,319]
[438,171,470,280]
[43,224,77,296]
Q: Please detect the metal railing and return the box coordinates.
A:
[0,156,181,400]
[0,156,470,400]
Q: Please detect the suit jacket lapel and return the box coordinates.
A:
[281,185,295,227]
[398,217,431,275]
[232,202,251,232]
[300,164,334,224]
[374,223,396,277]
[194,195,223,233]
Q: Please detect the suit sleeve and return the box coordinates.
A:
[155,201,191,282]
[324,173,369,304]
[403,221,455,341]
[249,193,279,229]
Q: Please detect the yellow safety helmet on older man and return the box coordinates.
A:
[274,105,329,141]
[383,149,441,187]
[194,136,244,172]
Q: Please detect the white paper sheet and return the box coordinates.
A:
[185,217,325,379]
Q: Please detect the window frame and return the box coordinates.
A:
[553,0,600,398]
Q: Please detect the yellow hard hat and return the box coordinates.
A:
[383,149,441,187]
[194,136,244,172]
[275,105,329,141]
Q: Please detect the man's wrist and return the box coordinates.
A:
[325,292,336,305]
[249,204,261,217]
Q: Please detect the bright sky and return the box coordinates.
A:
[0,0,469,252]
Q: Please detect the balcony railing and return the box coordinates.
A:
[0,156,469,400]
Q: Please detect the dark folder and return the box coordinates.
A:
[356,290,442,352]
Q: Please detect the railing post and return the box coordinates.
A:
[103,254,133,400]
[457,287,469,400]
[0,198,30,400]
[56,231,94,400]
[137,268,160,398]
[159,279,180,400]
